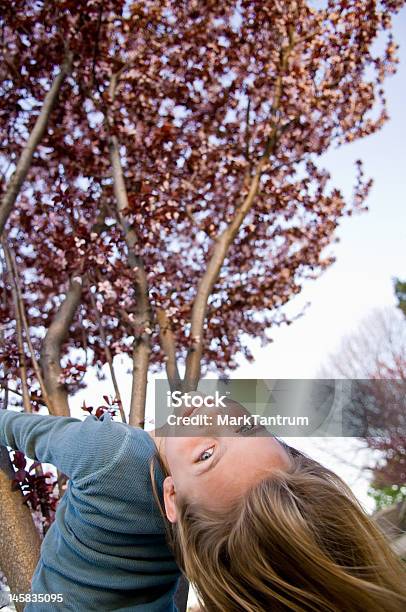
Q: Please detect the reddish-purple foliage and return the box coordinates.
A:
[11,450,58,530]
[81,395,119,419]
[0,1,405,521]
[1,1,403,384]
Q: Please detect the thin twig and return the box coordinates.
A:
[1,241,31,411]
[88,289,126,423]
[0,379,47,406]
[7,244,53,410]
[0,249,9,409]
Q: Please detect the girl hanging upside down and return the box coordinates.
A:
[0,396,405,611]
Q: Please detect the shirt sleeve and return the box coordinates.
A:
[0,408,129,481]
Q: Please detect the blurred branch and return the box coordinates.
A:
[0,51,73,236]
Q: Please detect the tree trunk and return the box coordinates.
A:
[0,447,41,612]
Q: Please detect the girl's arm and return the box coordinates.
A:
[0,408,128,481]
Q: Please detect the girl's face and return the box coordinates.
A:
[160,399,291,523]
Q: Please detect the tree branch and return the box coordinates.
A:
[0,450,42,612]
[0,255,41,610]
[156,308,181,391]
[0,52,73,237]
[2,240,31,411]
[40,275,82,416]
[5,243,53,409]
[88,288,127,423]
[0,339,9,410]
[183,148,273,390]
[107,71,152,426]
[0,379,47,406]
[2,202,105,416]
[245,94,252,164]
[183,32,296,391]
[0,250,9,410]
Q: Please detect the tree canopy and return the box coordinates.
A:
[1,1,403,417]
[0,1,405,601]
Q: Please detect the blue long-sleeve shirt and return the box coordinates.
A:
[0,408,180,611]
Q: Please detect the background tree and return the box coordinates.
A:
[323,307,405,379]
[394,278,406,317]
[323,306,406,509]
[0,0,405,604]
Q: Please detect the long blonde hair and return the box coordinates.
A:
[151,442,406,611]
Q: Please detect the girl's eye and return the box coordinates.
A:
[198,446,215,462]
